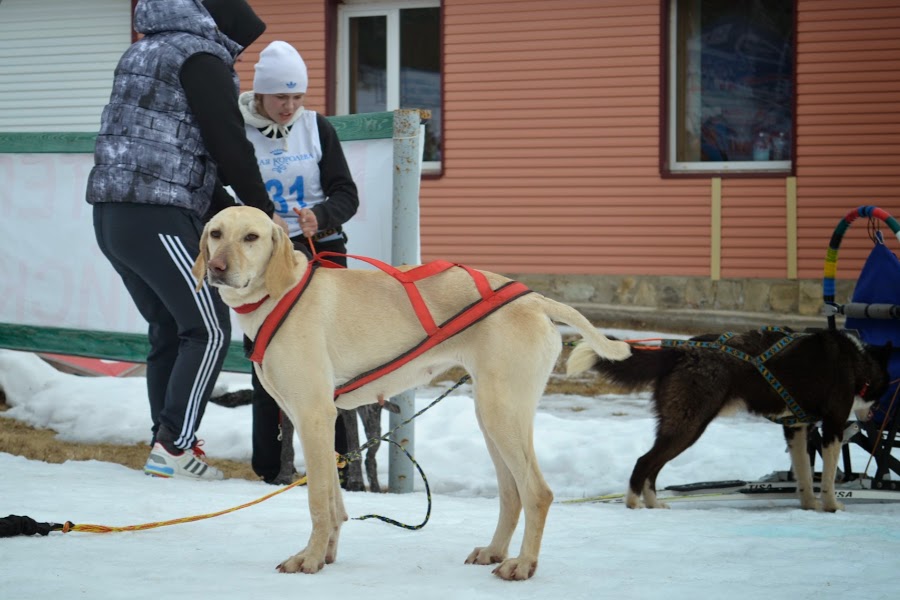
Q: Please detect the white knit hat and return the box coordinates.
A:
[253,41,308,94]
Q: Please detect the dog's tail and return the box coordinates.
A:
[566,334,680,392]
[538,297,632,362]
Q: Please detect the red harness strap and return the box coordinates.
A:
[317,251,498,337]
[246,263,318,364]
[333,279,531,398]
[243,252,532,399]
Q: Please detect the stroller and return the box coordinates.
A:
[819,205,900,492]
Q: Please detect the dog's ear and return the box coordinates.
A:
[264,223,299,298]
[191,226,211,292]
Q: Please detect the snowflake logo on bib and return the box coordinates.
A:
[270,149,288,174]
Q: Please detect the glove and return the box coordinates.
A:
[0,514,64,537]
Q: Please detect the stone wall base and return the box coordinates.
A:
[507,273,856,333]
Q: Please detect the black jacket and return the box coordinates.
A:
[182,0,274,217]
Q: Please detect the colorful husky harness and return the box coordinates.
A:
[661,326,812,425]
[241,251,532,400]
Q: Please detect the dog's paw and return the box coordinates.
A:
[277,552,326,574]
[465,546,505,566]
[822,499,845,513]
[799,496,822,511]
[642,489,670,509]
[492,557,538,580]
[625,490,643,509]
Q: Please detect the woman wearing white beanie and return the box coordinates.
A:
[236,41,361,487]
[253,40,309,96]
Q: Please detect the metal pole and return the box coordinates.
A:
[388,109,424,493]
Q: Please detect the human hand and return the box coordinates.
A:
[293,207,318,238]
[273,214,289,235]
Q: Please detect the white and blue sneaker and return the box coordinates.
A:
[143,442,224,480]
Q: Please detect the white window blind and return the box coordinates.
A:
[0,0,132,132]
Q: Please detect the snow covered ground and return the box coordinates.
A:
[2,328,898,599]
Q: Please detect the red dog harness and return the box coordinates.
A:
[241,252,531,399]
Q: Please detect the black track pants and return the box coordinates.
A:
[93,203,230,450]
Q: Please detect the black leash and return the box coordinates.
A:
[340,374,471,530]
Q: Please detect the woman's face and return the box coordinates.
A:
[258,93,305,125]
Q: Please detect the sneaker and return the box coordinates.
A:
[144,442,224,480]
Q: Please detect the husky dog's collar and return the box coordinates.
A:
[233,296,270,314]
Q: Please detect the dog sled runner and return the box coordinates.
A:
[571,206,900,506]
[566,476,900,505]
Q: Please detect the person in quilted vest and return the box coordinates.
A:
[87,0,283,480]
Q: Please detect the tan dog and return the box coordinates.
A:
[192,206,630,580]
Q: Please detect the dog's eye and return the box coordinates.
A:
[209,230,221,239]
[244,233,259,242]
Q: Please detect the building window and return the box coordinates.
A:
[338,1,442,174]
[665,0,794,174]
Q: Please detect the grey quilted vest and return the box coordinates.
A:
[86,1,241,217]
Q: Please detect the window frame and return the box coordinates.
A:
[661,0,797,177]
[336,0,442,176]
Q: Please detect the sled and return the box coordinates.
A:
[818,206,900,496]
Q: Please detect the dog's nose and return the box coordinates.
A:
[208,255,227,274]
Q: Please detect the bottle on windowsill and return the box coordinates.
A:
[752,131,770,161]
[772,131,788,161]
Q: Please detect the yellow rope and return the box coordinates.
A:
[65,474,308,534]
[61,376,463,536]
[61,451,352,534]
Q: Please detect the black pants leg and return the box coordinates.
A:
[251,367,284,482]
[93,203,230,450]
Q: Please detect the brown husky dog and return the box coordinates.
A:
[567,328,891,512]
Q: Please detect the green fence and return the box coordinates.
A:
[0,112,396,373]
